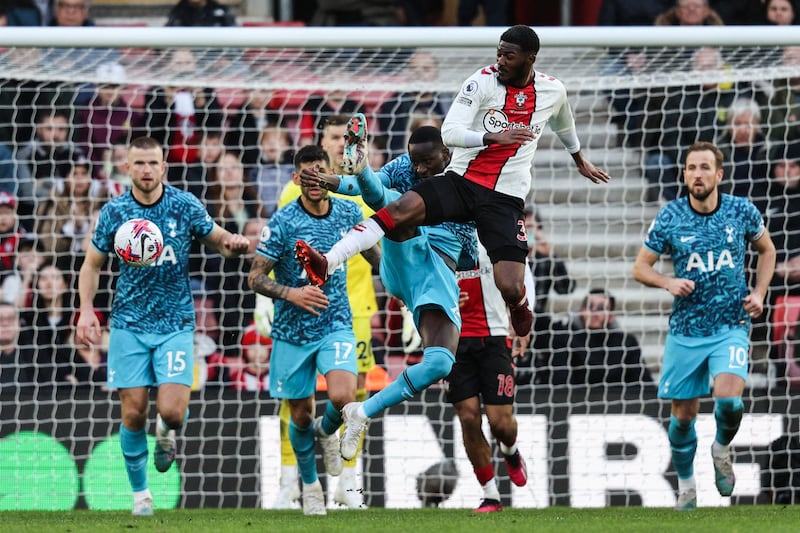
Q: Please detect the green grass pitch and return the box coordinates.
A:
[2,506,800,533]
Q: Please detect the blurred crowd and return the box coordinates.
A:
[0,0,798,393]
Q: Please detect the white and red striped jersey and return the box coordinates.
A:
[441,65,579,200]
[457,243,535,338]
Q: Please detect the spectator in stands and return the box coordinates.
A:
[395,0,444,25]
[368,134,388,171]
[298,90,366,146]
[207,152,266,234]
[225,88,284,171]
[708,0,767,25]
[2,0,43,25]
[184,129,224,199]
[2,235,42,309]
[654,0,724,26]
[190,280,226,389]
[77,62,140,177]
[756,46,800,144]
[0,192,22,280]
[166,0,236,26]
[377,50,449,160]
[767,142,800,300]
[139,49,224,183]
[529,289,654,387]
[21,263,83,385]
[0,143,16,194]
[457,0,509,26]
[524,207,575,315]
[0,302,35,386]
[310,0,397,26]
[49,0,93,26]
[226,324,271,391]
[764,0,797,25]
[217,217,262,358]
[642,47,745,201]
[716,97,769,210]
[250,127,295,218]
[100,141,132,197]
[15,108,86,230]
[597,0,672,25]
[35,157,102,272]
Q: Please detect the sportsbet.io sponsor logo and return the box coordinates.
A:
[483,109,537,135]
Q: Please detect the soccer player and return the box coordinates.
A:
[298,122,477,464]
[274,115,380,509]
[448,242,533,512]
[295,24,609,339]
[632,141,776,511]
[75,136,250,516]
[248,145,381,516]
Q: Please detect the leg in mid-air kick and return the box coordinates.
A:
[295,114,533,336]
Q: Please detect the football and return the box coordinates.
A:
[114,219,164,267]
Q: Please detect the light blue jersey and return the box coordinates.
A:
[92,185,214,335]
[258,196,363,344]
[644,193,765,337]
[339,154,478,267]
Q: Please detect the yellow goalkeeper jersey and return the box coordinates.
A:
[278,182,377,319]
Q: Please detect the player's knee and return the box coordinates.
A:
[326,389,354,411]
[488,412,515,437]
[424,349,454,380]
[715,397,744,422]
[456,406,482,430]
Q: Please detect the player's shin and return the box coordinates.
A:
[288,419,318,484]
[325,217,387,274]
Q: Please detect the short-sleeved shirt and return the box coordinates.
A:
[643,193,765,337]
[92,185,215,334]
[258,196,363,344]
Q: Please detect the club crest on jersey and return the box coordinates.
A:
[514,92,527,107]
[725,226,735,243]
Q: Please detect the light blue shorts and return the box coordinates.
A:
[380,232,461,330]
[269,329,358,399]
[658,328,750,400]
[107,328,195,389]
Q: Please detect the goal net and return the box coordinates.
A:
[1,25,799,510]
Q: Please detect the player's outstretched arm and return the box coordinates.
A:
[76,246,105,346]
[201,224,250,258]
[571,151,611,184]
[745,231,776,319]
[632,246,695,297]
[248,255,329,317]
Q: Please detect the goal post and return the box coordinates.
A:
[1,25,799,510]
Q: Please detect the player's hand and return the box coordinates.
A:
[511,333,531,358]
[576,159,611,184]
[743,291,765,319]
[224,234,251,254]
[299,166,340,191]
[75,309,101,346]
[291,285,329,316]
[458,290,469,308]
[664,277,695,297]
[489,128,535,146]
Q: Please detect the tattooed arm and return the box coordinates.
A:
[248,255,330,317]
